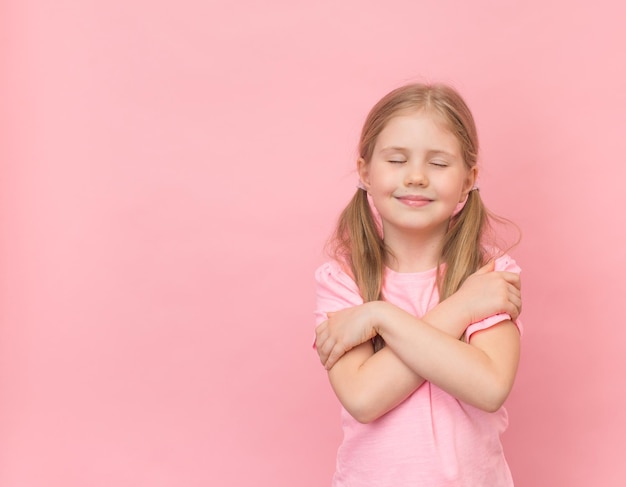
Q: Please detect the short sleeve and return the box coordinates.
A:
[464,254,523,342]
[312,261,365,349]
[314,261,364,327]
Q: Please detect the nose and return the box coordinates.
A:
[404,162,428,187]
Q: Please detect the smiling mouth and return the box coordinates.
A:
[396,195,433,207]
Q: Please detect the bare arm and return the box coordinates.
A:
[326,304,520,422]
[316,264,521,423]
[325,294,481,423]
[372,302,520,412]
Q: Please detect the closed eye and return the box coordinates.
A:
[388,160,406,164]
[430,160,448,167]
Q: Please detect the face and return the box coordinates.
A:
[358,110,477,242]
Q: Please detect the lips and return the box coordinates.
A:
[396,195,433,207]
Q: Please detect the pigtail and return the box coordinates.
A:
[438,189,487,300]
[327,82,517,353]
[331,188,387,351]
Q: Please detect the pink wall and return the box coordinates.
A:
[2,1,625,485]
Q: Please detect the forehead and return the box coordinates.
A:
[375,109,461,155]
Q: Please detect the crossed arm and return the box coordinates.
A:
[314,262,522,423]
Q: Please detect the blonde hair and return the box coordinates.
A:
[329,83,499,351]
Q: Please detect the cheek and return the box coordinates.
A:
[368,170,393,193]
[441,173,468,195]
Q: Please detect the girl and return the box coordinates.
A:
[314,83,523,486]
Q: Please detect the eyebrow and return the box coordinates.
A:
[379,146,458,157]
[426,149,458,158]
[379,146,409,154]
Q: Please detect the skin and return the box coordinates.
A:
[314,110,522,423]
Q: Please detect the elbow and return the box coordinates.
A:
[476,382,513,413]
[350,407,379,424]
[341,393,383,424]
[480,397,505,414]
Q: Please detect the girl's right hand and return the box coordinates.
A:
[315,303,379,370]
[452,260,522,324]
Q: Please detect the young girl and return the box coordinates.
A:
[314,83,523,486]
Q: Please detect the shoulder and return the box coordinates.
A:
[464,252,524,341]
[315,260,357,289]
[314,260,363,325]
[314,260,363,307]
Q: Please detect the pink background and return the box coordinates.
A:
[2,1,625,485]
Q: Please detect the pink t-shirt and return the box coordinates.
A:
[314,255,522,487]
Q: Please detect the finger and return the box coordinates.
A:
[506,283,521,301]
[320,332,335,354]
[496,271,521,289]
[325,344,347,370]
[324,353,335,370]
[316,345,327,365]
[320,344,332,368]
[315,327,331,357]
[507,292,522,320]
[318,339,333,365]
[511,293,522,315]
[501,299,518,321]
[314,332,326,353]
[507,272,521,288]
[317,348,327,365]
[509,283,521,299]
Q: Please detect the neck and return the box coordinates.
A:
[383,226,446,273]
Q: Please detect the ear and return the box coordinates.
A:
[460,166,478,201]
[357,157,370,190]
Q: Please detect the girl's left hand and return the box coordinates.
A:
[315,303,379,370]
